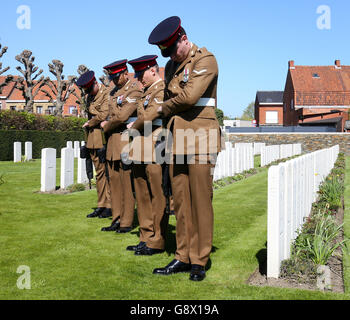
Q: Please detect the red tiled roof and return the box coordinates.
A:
[289,62,350,106]
[1,67,165,115]
[0,76,82,102]
[0,76,17,98]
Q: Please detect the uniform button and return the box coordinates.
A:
[174,75,177,78]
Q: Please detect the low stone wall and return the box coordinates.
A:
[227,133,350,155]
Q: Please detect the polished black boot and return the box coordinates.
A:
[116,226,132,233]
[98,208,112,218]
[101,218,120,232]
[126,241,146,251]
[87,207,105,218]
[189,264,206,281]
[135,246,164,256]
[153,259,191,275]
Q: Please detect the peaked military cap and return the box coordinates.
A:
[148,16,183,57]
[128,55,158,78]
[103,59,128,80]
[76,71,96,90]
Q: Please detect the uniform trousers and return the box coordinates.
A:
[170,155,215,267]
[133,163,168,250]
[90,150,111,209]
[107,160,135,226]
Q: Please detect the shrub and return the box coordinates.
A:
[67,183,86,193]
[0,110,86,131]
[318,175,344,210]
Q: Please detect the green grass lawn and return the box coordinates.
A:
[0,158,350,300]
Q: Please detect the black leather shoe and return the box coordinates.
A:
[189,264,206,281]
[87,207,105,218]
[98,208,112,218]
[116,226,132,233]
[101,219,120,232]
[135,246,164,256]
[153,259,191,275]
[126,241,146,251]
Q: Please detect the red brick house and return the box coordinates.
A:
[0,67,165,117]
[254,91,284,126]
[283,60,350,132]
[0,75,81,116]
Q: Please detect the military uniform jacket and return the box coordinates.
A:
[104,79,142,161]
[130,79,165,163]
[86,84,110,149]
[162,43,222,155]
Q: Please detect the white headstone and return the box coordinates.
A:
[267,165,285,279]
[73,141,80,158]
[25,142,32,161]
[14,142,21,163]
[66,141,73,149]
[41,148,57,192]
[60,147,74,189]
[77,157,89,184]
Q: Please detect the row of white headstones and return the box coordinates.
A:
[32,140,301,191]
[213,142,302,181]
[267,145,340,278]
[40,141,89,192]
[13,141,82,163]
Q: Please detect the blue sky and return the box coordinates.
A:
[1,0,349,118]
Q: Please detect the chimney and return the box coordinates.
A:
[289,60,295,69]
[335,60,341,69]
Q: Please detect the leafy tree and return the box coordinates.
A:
[215,108,224,126]
[240,101,255,120]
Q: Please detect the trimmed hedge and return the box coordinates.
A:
[0,110,87,131]
[0,130,85,161]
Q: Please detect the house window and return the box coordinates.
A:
[10,106,16,111]
[291,99,294,110]
[36,106,43,114]
[265,111,278,124]
[47,106,55,114]
[69,106,77,115]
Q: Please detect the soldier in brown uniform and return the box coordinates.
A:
[76,71,112,219]
[148,17,222,281]
[100,60,142,233]
[125,55,168,255]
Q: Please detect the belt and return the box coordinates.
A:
[152,119,162,126]
[126,117,137,124]
[195,98,216,107]
[126,117,162,127]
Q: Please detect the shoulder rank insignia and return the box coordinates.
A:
[117,95,124,105]
[144,95,151,107]
[183,68,189,83]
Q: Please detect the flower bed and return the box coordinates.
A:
[248,153,348,292]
